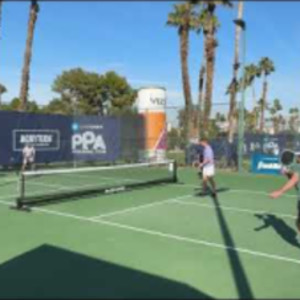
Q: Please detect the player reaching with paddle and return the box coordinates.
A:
[270,150,300,237]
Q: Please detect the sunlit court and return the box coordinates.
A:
[1,1,300,299]
[1,168,300,298]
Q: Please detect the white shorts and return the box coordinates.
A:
[203,165,215,177]
[23,157,34,165]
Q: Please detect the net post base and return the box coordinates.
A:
[10,205,31,212]
[10,200,31,212]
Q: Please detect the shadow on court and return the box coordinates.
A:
[191,179,253,297]
[254,213,300,249]
[194,187,230,197]
[209,192,254,299]
[0,244,213,299]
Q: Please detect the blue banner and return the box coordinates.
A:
[71,116,120,161]
[251,153,281,175]
[0,111,72,165]
[13,130,60,151]
[0,111,123,166]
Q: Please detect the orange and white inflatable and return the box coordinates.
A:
[136,87,167,162]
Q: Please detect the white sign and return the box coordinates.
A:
[257,161,281,170]
[72,131,107,154]
[136,87,166,113]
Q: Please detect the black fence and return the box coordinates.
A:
[185,133,300,168]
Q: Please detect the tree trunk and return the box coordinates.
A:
[251,84,258,130]
[180,26,193,142]
[197,51,206,139]
[259,76,268,133]
[203,29,216,135]
[19,0,39,111]
[274,117,280,134]
[228,1,244,143]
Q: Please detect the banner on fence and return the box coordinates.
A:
[0,111,125,166]
[251,153,281,175]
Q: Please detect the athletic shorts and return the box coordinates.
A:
[23,157,34,165]
[203,165,215,177]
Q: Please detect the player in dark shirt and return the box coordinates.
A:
[270,151,300,240]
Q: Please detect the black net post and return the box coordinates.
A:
[172,160,178,183]
[17,174,25,209]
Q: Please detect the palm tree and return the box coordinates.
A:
[201,0,232,135]
[269,98,282,134]
[19,0,39,111]
[258,57,275,133]
[289,107,300,133]
[0,83,7,108]
[278,114,286,132]
[167,2,198,142]
[227,1,244,144]
[197,50,206,138]
[243,64,261,106]
[245,108,258,133]
[191,2,206,139]
[241,63,261,130]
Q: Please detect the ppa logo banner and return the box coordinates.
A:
[71,116,120,161]
[72,131,106,154]
[251,153,281,175]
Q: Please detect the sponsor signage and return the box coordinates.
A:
[0,111,132,166]
[72,125,106,154]
[71,116,120,161]
[13,129,60,151]
[251,153,281,175]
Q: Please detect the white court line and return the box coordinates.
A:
[174,184,296,198]
[1,200,300,266]
[90,194,194,220]
[0,194,18,201]
[173,200,296,220]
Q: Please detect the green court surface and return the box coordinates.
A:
[0,168,300,299]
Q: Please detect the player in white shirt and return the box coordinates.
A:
[22,144,36,172]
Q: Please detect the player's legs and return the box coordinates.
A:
[208,176,217,195]
[28,158,35,171]
[22,158,28,172]
[201,174,208,194]
[203,165,216,195]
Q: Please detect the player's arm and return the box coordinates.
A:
[270,172,299,199]
[200,155,213,167]
[201,157,211,166]
[192,152,201,167]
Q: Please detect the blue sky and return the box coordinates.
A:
[1,1,300,119]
